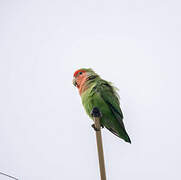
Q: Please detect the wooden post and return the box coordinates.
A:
[92,107,106,180]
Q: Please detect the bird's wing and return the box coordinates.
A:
[93,80,125,129]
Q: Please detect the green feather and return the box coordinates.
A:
[80,69,131,143]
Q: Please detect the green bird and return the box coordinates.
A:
[73,68,131,143]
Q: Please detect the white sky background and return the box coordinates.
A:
[0,0,181,179]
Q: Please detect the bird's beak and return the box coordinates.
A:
[73,77,77,87]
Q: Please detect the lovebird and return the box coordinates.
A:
[73,68,131,143]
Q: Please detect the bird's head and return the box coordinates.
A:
[73,68,98,94]
[73,69,87,88]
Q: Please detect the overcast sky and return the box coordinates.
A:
[0,0,181,180]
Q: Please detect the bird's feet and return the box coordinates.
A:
[91,107,102,117]
[91,107,103,131]
[91,124,100,131]
[91,124,104,131]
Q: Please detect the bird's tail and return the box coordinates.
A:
[107,126,131,143]
[123,132,131,143]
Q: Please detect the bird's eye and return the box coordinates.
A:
[79,72,83,75]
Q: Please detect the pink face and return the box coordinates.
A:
[73,69,87,89]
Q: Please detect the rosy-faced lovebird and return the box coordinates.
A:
[73,68,131,143]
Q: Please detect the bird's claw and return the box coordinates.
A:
[91,107,102,117]
[91,124,100,131]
